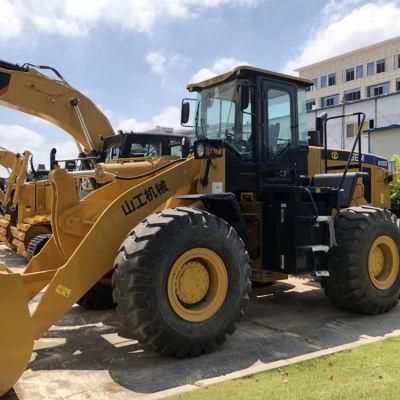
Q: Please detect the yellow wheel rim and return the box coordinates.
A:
[167,248,228,322]
[368,235,399,290]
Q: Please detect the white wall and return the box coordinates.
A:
[370,128,400,159]
[307,92,400,158]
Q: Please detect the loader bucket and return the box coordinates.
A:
[0,272,34,397]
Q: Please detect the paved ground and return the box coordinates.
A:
[2,244,400,400]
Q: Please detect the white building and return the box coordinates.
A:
[145,125,192,137]
[297,36,400,160]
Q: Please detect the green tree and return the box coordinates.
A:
[390,154,400,209]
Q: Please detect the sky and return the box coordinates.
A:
[1,0,400,170]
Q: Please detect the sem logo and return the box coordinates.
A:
[331,151,339,160]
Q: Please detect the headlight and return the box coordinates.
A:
[196,143,205,158]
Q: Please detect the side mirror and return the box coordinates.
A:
[238,84,249,111]
[180,98,196,127]
[315,112,328,146]
[181,101,190,125]
[50,147,57,170]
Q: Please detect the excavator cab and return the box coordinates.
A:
[101,131,191,161]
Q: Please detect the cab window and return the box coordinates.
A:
[267,88,292,159]
[104,144,121,161]
[130,143,161,157]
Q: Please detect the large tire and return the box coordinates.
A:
[322,206,400,314]
[112,207,251,357]
[26,233,51,259]
[77,274,115,310]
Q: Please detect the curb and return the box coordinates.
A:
[146,329,400,399]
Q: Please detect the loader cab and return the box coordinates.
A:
[185,66,312,193]
[183,67,342,276]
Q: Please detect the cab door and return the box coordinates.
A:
[262,80,306,184]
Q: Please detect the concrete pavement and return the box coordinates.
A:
[2,244,400,400]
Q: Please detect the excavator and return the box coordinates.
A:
[0,60,190,259]
[1,64,400,396]
[0,59,114,258]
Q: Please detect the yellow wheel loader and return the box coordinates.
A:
[1,65,400,396]
[0,150,53,256]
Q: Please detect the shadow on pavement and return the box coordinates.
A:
[23,280,400,395]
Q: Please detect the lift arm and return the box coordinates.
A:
[2,151,22,206]
[0,156,200,396]
[0,149,19,171]
[0,60,115,152]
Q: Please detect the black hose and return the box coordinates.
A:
[22,63,65,81]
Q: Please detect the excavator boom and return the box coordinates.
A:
[0,60,115,152]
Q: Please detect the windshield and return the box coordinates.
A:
[195,79,253,160]
[130,142,161,157]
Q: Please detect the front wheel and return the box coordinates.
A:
[112,207,251,357]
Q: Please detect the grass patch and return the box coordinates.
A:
[171,336,400,400]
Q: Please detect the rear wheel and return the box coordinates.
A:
[322,206,400,314]
[77,274,115,310]
[112,207,251,357]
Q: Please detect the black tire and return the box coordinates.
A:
[77,274,116,310]
[26,233,51,259]
[112,207,251,357]
[322,206,400,314]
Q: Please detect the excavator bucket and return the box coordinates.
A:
[0,270,34,397]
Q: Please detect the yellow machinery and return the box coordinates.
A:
[0,59,114,258]
[0,150,54,256]
[1,65,400,396]
[0,148,20,211]
[0,61,190,260]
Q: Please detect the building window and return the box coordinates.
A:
[356,65,363,79]
[376,59,385,73]
[321,75,327,88]
[346,68,354,81]
[328,73,336,86]
[306,99,316,111]
[346,123,355,138]
[369,119,374,129]
[344,89,361,102]
[312,78,318,90]
[397,79,400,91]
[367,82,390,97]
[367,62,374,76]
[398,54,400,68]
[321,94,339,108]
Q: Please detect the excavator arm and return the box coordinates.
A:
[0,60,115,152]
